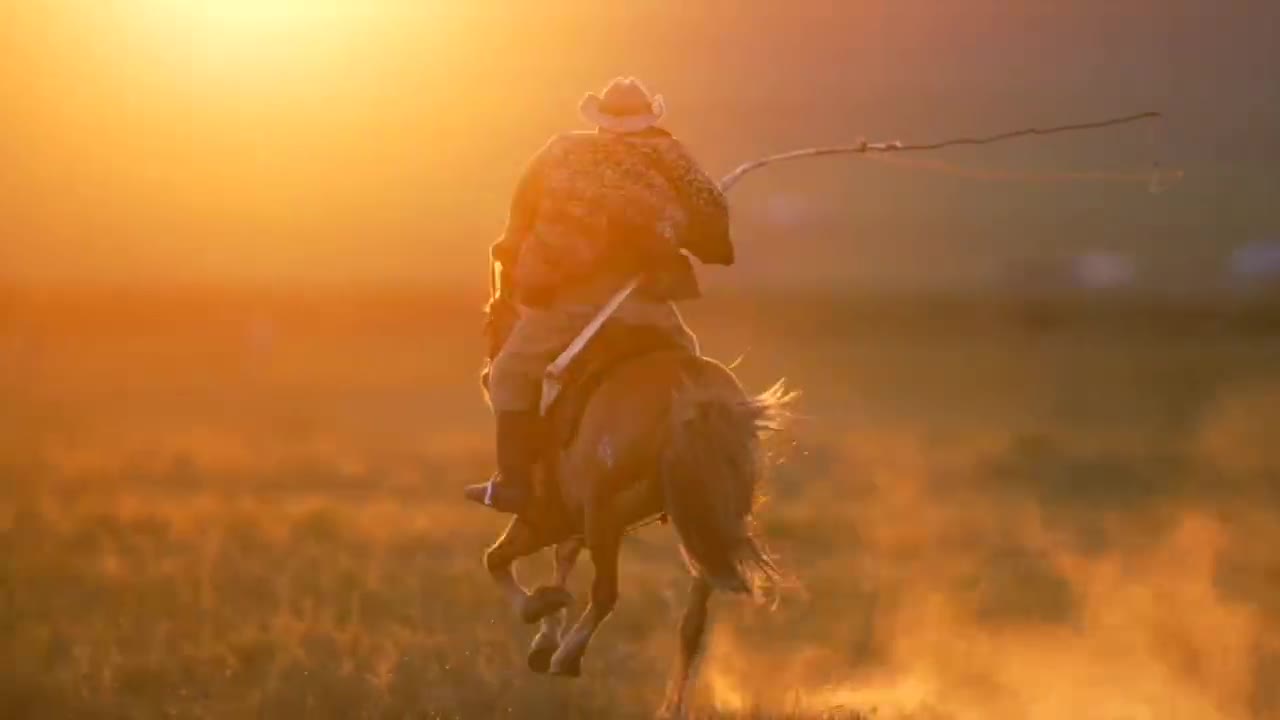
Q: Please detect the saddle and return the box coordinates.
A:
[542,321,691,449]
[518,321,689,533]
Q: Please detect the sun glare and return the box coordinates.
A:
[140,0,380,51]
[132,1,448,72]
[151,0,377,32]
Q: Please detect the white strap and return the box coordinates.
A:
[539,276,641,415]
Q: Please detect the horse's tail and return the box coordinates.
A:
[661,370,797,596]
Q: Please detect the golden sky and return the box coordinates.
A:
[1,1,1276,290]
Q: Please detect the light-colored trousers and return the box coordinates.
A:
[487,297,700,413]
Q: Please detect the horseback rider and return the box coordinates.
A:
[464,76,735,515]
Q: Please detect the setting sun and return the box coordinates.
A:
[3,1,490,283]
[147,0,366,34]
[130,1,447,83]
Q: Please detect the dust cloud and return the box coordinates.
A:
[688,397,1280,719]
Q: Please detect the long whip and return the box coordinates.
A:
[540,110,1169,415]
[720,111,1164,191]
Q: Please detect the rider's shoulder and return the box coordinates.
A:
[543,131,596,151]
[525,132,592,167]
[534,129,690,164]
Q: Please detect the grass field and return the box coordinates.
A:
[2,288,1279,719]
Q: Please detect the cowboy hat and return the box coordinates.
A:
[579,76,666,133]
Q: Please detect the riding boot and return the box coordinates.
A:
[464,410,541,514]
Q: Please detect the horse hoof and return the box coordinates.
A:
[527,643,558,674]
[522,586,573,624]
[549,655,581,678]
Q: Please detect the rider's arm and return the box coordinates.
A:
[489,137,557,269]
[667,143,734,266]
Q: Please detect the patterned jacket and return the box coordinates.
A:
[490,128,732,307]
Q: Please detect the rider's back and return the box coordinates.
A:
[497,129,731,308]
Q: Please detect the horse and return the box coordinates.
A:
[477,289,796,717]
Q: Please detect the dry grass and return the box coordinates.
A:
[2,289,1278,719]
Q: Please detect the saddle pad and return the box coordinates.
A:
[545,322,690,449]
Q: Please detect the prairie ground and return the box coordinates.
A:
[2,288,1279,719]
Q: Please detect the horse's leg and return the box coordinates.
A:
[527,537,583,673]
[657,576,713,719]
[484,516,558,620]
[523,536,580,625]
[549,504,621,678]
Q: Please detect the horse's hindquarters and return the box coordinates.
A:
[552,353,780,565]
[553,351,701,519]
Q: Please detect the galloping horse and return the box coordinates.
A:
[470,106,1165,713]
[478,285,795,716]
